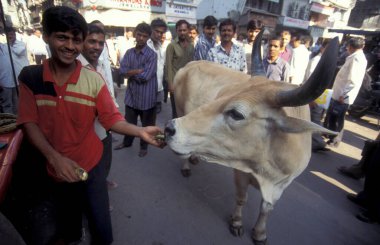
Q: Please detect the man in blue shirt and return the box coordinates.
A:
[115,23,158,157]
[0,42,17,114]
[194,15,218,61]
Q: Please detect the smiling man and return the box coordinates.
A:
[206,18,247,73]
[16,6,163,244]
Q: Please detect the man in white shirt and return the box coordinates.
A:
[207,18,247,73]
[289,32,310,85]
[147,18,167,114]
[77,23,119,193]
[6,26,29,79]
[27,29,48,64]
[325,37,367,145]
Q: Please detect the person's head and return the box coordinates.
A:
[150,18,167,44]
[175,19,190,41]
[280,30,291,48]
[246,19,263,43]
[5,26,16,44]
[202,15,217,40]
[41,6,88,66]
[290,32,302,48]
[90,20,105,31]
[82,23,105,67]
[189,24,198,43]
[237,33,246,42]
[219,19,236,44]
[319,39,330,54]
[267,35,282,60]
[134,22,151,49]
[301,34,313,49]
[347,37,365,54]
[34,29,42,37]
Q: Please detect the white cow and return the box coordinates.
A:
[165,38,339,244]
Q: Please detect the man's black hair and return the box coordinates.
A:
[151,18,167,31]
[247,19,263,31]
[219,18,236,33]
[87,23,105,36]
[203,15,218,28]
[41,6,88,39]
[135,22,152,36]
[348,37,365,50]
[268,35,282,43]
[189,24,198,33]
[175,19,190,30]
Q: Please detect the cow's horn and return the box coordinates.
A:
[251,28,265,77]
[275,36,339,107]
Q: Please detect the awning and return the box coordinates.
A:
[79,9,152,27]
[328,28,380,36]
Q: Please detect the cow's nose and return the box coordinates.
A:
[165,120,176,137]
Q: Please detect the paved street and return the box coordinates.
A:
[102,86,380,245]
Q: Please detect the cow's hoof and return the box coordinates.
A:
[181,169,191,177]
[229,217,244,237]
[189,155,200,165]
[251,229,267,245]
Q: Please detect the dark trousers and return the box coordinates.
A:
[362,143,380,220]
[310,105,326,150]
[170,92,177,119]
[122,105,156,150]
[53,148,113,244]
[103,132,112,178]
[325,99,349,139]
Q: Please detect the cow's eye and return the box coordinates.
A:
[226,109,245,121]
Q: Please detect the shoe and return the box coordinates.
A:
[156,102,162,114]
[114,143,131,150]
[138,149,147,157]
[312,147,331,152]
[338,166,362,180]
[347,193,368,208]
[356,211,378,224]
[107,180,118,189]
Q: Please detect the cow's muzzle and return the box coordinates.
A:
[165,120,176,138]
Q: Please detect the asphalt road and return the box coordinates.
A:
[98,86,380,245]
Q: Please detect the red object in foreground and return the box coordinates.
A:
[0,129,23,203]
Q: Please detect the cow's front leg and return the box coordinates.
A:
[229,170,250,237]
[251,199,273,244]
[181,155,199,177]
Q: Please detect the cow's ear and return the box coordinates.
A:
[276,116,338,135]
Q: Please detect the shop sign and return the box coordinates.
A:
[82,0,166,13]
[165,2,196,19]
[282,16,310,30]
[310,2,334,16]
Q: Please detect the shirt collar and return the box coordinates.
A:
[43,58,82,84]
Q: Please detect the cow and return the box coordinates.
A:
[164,36,339,244]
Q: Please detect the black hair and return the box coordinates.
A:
[268,35,282,43]
[175,19,190,30]
[42,6,88,39]
[87,23,105,36]
[219,19,236,33]
[189,24,198,33]
[247,19,263,31]
[151,18,167,31]
[348,37,365,49]
[203,15,218,28]
[135,22,152,36]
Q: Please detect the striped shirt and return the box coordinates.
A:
[120,45,157,110]
[194,33,216,61]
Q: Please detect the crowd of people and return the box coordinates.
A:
[0,5,379,244]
